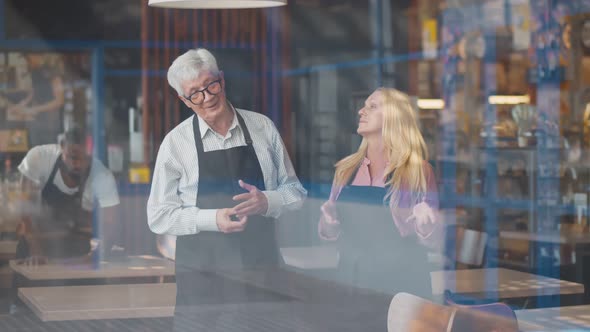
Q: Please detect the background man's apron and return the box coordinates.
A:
[16,156,91,259]
[173,112,282,330]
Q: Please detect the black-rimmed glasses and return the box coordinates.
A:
[184,79,222,105]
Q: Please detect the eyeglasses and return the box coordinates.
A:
[184,79,222,105]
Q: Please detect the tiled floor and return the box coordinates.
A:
[0,311,172,332]
[0,295,171,332]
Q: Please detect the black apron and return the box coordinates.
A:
[174,111,282,321]
[335,182,432,299]
[16,156,91,259]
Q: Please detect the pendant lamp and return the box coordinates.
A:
[148,0,287,9]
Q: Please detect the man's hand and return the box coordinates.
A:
[232,180,268,217]
[216,208,248,233]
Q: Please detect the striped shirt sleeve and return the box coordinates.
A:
[147,135,219,235]
[262,117,306,218]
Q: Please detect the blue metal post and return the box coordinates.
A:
[91,46,106,265]
[481,3,499,303]
[92,46,106,163]
[531,0,565,308]
[440,7,461,273]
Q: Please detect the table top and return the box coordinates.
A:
[500,230,590,244]
[18,283,176,321]
[431,268,584,299]
[10,255,175,281]
[18,283,386,330]
[516,305,590,331]
[20,282,590,331]
[280,247,584,299]
[219,266,584,301]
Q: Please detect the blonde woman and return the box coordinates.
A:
[319,88,440,300]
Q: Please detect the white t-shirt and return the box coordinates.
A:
[18,144,120,211]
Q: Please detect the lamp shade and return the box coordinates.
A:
[148,0,287,8]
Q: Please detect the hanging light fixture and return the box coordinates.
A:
[148,0,287,9]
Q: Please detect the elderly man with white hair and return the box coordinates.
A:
[147,48,306,330]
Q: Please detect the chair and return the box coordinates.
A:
[443,227,492,305]
[387,292,453,332]
[156,234,176,261]
[444,290,518,321]
[387,292,519,332]
[449,303,519,332]
[448,226,488,267]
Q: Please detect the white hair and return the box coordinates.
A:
[167,48,220,96]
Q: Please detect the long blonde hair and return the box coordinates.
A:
[333,88,429,207]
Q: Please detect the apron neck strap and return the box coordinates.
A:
[192,101,253,153]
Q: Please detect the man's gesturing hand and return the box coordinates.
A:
[232,180,268,217]
[216,208,248,233]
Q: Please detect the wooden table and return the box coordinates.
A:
[280,247,584,299]
[17,267,585,325]
[431,268,584,299]
[18,283,176,321]
[500,230,590,282]
[19,283,590,331]
[516,305,590,331]
[10,255,175,281]
[17,282,387,331]
[219,266,583,302]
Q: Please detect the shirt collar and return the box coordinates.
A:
[361,156,391,166]
[196,107,240,139]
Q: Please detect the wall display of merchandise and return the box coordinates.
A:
[419,1,590,272]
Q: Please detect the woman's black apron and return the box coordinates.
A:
[16,156,91,259]
[173,112,282,329]
[335,183,432,297]
[331,177,433,331]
